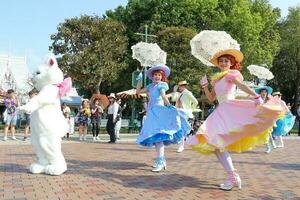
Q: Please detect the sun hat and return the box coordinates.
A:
[178,80,188,86]
[255,86,273,95]
[210,49,244,66]
[145,65,170,80]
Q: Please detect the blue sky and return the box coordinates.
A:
[0,0,299,72]
[269,0,299,16]
[0,0,128,71]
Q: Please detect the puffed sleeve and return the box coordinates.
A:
[225,70,244,82]
[158,82,169,91]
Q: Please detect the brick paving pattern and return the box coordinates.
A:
[0,136,300,200]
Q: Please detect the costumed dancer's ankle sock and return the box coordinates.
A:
[279,136,284,146]
[269,135,276,147]
[215,149,235,172]
[214,150,223,163]
[180,138,185,148]
[155,142,165,158]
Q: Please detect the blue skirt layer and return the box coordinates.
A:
[272,113,296,136]
[283,113,296,134]
[136,105,191,146]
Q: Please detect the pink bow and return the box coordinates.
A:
[56,77,72,97]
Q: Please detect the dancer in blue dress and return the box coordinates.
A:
[136,65,190,172]
[271,92,296,148]
[255,86,277,153]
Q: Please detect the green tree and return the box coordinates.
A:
[210,0,281,78]
[271,6,300,110]
[50,15,128,93]
[106,0,281,82]
[156,26,209,96]
[270,51,295,103]
[106,0,218,46]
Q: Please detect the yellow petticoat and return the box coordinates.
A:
[191,126,273,155]
[278,112,285,120]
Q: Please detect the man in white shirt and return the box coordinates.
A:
[62,102,71,139]
[107,93,119,143]
[115,99,126,140]
[172,81,198,153]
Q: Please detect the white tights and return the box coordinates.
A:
[155,142,165,157]
[215,149,235,172]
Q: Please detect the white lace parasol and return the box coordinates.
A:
[247,65,274,80]
[190,30,240,66]
[131,42,167,67]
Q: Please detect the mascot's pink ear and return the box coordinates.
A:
[49,58,55,67]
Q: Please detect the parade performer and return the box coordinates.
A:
[136,65,190,172]
[255,86,277,153]
[19,54,71,175]
[255,86,273,104]
[172,81,198,153]
[187,49,282,190]
[271,92,296,148]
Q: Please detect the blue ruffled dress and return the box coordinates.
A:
[272,112,296,136]
[136,82,191,146]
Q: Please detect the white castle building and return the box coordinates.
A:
[0,54,32,104]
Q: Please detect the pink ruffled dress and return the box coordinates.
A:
[187,70,282,155]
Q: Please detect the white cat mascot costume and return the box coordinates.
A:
[19,54,71,175]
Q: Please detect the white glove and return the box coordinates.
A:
[200,75,208,88]
[18,105,30,113]
[254,96,264,106]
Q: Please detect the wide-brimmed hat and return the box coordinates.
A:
[178,80,188,86]
[272,91,282,96]
[210,49,244,66]
[255,86,273,95]
[108,93,116,99]
[146,65,170,80]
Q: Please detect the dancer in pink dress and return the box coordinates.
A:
[187,49,282,190]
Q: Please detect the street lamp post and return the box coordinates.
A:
[129,25,157,130]
[134,25,157,87]
[134,25,156,43]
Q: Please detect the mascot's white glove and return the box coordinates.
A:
[18,105,33,114]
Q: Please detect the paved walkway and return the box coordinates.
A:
[0,133,137,145]
[0,134,300,200]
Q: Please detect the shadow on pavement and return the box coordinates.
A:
[7,153,35,157]
[86,171,219,190]
[66,159,219,190]
[0,163,28,173]
[236,161,300,171]
[68,159,148,170]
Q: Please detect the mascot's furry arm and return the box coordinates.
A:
[19,85,59,113]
